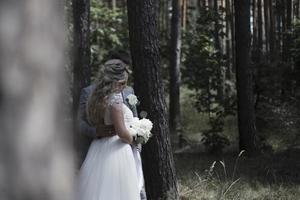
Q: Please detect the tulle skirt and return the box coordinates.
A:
[76,136,140,200]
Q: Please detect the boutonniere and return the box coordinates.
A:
[126,94,139,106]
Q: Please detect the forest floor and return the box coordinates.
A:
[174,149,300,200]
[173,87,300,199]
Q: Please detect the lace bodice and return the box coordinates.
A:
[104,93,134,126]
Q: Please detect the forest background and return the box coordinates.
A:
[0,0,300,199]
[67,0,300,199]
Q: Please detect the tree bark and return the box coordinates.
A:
[213,0,222,53]
[234,0,258,155]
[127,0,179,199]
[269,0,277,61]
[257,0,263,61]
[182,0,187,30]
[231,0,236,71]
[72,0,91,166]
[169,0,182,136]
[0,0,74,199]
[112,0,116,9]
[295,0,300,18]
[264,0,270,59]
[226,0,232,80]
[285,0,292,62]
[252,0,259,63]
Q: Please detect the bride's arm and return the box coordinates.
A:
[110,103,133,144]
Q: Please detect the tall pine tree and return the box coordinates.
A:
[127,0,179,199]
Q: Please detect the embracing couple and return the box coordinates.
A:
[76,58,149,200]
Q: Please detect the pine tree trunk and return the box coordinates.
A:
[286,0,292,62]
[0,0,74,199]
[213,0,226,105]
[182,0,188,30]
[282,0,287,61]
[72,0,91,166]
[275,0,282,59]
[252,0,259,63]
[226,0,233,80]
[234,0,258,155]
[169,0,182,136]
[166,0,171,39]
[257,0,263,61]
[112,0,116,9]
[295,0,300,18]
[231,0,236,71]
[264,0,270,59]
[127,0,179,199]
[269,0,277,61]
[213,0,221,53]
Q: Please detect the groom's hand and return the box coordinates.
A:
[133,134,147,145]
[96,124,116,138]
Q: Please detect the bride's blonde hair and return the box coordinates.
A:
[87,59,129,126]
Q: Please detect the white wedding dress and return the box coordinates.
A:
[76,93,140,200]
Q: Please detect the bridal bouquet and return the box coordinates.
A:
[128,117,153,144]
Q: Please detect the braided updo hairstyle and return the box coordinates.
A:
[87,59,129,126]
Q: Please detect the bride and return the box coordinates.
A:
[76,59,140,200]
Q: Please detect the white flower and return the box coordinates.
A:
[126,94,138,106]
[128,117,153,143]
[139,118,153,132]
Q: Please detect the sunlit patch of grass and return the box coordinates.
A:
[180,87,239,152]
[180,87,211,135]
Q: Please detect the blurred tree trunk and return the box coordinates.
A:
[213,0,221,54]
[225,0,232,80]
[213,0,226,105]
[127,0,179,199]
[252,0,259,63]
[269,0,277,61]
[0,0,74,199]
[285,0,292,62]
[295,0,300,18]
[159,0,171,41]
[282,0,287,61]
[264,0,270,59]
[234,0,258,155]
[231,0,236,71]
[276,0,282,59]
[182,0,187,30]
[198,0,205,8]
[72,0,91,166]
[112,0,116,9]
[208,0,213,9]
[257,0,263,62]
[169,0,182,136]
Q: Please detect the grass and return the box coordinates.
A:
[174,151,300,200]
[174,87,300,199]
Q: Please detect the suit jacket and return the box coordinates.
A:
[78,84,138,138]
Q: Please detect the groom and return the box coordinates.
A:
[77,59,147,200]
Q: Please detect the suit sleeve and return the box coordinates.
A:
[129,87,139,117]
[78,87,96,138]
[128,87,142,152]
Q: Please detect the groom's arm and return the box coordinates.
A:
[128,86,138,117]
[126,86,143,152]
[78,87,97,138]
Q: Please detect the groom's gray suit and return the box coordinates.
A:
[78,84,147,200]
